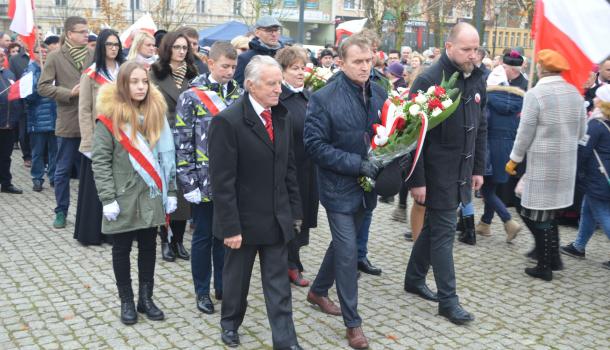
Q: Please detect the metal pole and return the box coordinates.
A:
[297,0,305,44]
[131,0,135,25]
[493,14,498,56]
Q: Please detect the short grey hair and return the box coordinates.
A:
[244,55,282,92]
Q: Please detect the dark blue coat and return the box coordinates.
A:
[485,85,525,183]
[24,61,57,133]
[234,37,283,87]
[304,71,387,214]
[578,117,610,201]
[0,68,21,130]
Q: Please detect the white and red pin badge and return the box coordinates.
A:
[474,93,481,104]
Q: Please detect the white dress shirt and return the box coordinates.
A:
[248,94,269,126]
[208,75,228,97]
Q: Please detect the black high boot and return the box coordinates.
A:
[550,223,564,271]
[137,281,165,320]
[170,221,190,260]
[159,227,175,262]
[458,215,476,245]
[525,226,553,281]
[117,284,137,325]
[521,216,538,262]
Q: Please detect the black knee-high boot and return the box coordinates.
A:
[525,225,553,281]
[521,216,538,261]
[169,220,189,260]
[550,223,564,271]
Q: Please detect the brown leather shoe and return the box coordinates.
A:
[306,291,342,316]
[346,327,369,349]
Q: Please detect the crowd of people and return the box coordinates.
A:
[0,14,609,350]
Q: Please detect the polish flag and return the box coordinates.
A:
[120,14,157,49]
[335,18,368,46]
[9,0,37,60]
[8,71,34,101]
[532,0,610,93]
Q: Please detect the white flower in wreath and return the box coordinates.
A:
[374,126,389,146]
[431,107,443,117]
[414,93,427,104]
[408,104,421,116]
[441,98,453,109]
[427,86,436,95]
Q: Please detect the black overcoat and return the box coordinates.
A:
[209,93,302,245]
[408,52,488,210]
[280,85,319,242]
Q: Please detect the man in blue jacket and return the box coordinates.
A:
[304,34,387,350]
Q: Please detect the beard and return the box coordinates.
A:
[458,61,475,74]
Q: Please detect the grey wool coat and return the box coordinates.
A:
[509,75,586,210]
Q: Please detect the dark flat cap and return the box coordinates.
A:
[255,16,281,28]
[503,50,524,67]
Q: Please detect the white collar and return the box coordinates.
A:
[248,94,269,125]
[536,75,565,86]
[284,81,303,93]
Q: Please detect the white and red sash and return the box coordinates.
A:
[191,88,227,116]
[84,64,112,86]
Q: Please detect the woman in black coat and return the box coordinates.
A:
[150,31,199,262]
[276,47,319,287]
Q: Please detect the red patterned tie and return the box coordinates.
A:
[261,109,274,142]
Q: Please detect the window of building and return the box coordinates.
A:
[306,0,319,9]
[130,0,140,10]
[233,0,242,15]
[344,0,355,10]
[284,0,297,7]
[56,0,67,6]
[197,0,205,13]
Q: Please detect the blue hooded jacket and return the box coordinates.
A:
[24,61,57,133]
[578,117,610,201]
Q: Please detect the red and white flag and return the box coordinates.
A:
[8,71,34,101]
[335,18,367,46]
[8,0,37,59]
[533,0,610,93]
[120,14,157,49]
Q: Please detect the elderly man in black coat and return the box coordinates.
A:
[404,22,487,325]
[209,55,303,350]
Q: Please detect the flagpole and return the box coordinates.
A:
[528,40,535,90]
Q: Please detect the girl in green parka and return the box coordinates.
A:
[92,61,177,325]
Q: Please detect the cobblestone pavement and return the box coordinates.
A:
[1,155,610,350]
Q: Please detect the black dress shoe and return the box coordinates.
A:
[33,180,43,192]
[221,329,240,347]
[196,294,214,314]
[439,304,475,325]
[404,283,439,302]
[1,184,23,194]
[357,258,382,275]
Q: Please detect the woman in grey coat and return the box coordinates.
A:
[506,50,586,281]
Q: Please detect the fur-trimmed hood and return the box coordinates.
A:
[96,81,166,118]
[486,85,525,116]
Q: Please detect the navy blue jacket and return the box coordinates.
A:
[304,71,387,214]
[234,37,283,87]
[24,61,57,133]
[0,68,21,130]
[485,85,525,183]
[578,118,610,201]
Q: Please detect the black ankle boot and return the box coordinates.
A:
[173,241,190,260]
[137,282,165,320]
[117,284,137,325]
[456,209,464,234]
[458,215,476,245]
[525,226,553,281]
[161,242,176,262]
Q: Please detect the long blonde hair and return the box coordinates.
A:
[106,61,167,148]
[127,31,155,61]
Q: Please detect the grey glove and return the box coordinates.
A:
[359,160,381,179]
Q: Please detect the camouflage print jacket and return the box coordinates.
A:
[173,74,243,200]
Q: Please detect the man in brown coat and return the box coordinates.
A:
[38,16,93,229]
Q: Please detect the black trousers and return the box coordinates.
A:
[0,129,15,186]
[405,208,459,309]
[112,228,157,286]
[159,220,187,243]
[221,242,297,348]
[287,227,309,271]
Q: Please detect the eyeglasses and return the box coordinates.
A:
[172,45,189,52]
[71,30,89,35]
[260,27,281,34]
[105,42,120,48]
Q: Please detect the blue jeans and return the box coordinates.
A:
[481,179,511,224]
[311,208,366,328]
[356,209,373,261]
[574,195,610,251]
[30,132,57,184]
[460,202,475,216]
[191,201,224,296]
[54,137,80,215]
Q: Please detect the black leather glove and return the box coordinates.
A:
[359,160,381,179]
